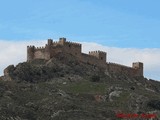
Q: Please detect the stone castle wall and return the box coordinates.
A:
[27,38,143,77]
[81,53,106,68]
[107,62,143,76]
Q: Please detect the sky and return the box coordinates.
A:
[0,0,160,80]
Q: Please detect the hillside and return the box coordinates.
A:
[0,53,160,120]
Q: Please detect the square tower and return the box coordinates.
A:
[59,37,66,45]
[132,62,143,76]
[89,51,107,62]
[48,39,53,46]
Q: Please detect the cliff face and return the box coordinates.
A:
[0,53,160,119]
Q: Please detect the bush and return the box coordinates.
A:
[90,75,100,82]
[147,100,160,110]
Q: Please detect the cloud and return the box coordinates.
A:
[0,40,160,80]
[0,40,46,76]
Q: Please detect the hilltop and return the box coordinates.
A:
[0,52,160,119]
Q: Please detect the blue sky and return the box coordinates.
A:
[0,0,160,80]
[0,0,160,48]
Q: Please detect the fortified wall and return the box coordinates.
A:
[27,38,143,77]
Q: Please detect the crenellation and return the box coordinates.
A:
[98,50,106,54]
[89,51,106,54]
[27,45,35,48]
[27,37,144,77]
[35,47,45,50]
[35,46,45,50]
[53,41,58,44]
[66,41,81,46]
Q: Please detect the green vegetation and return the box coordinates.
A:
[90,75,100,82]
[61,80,106,94]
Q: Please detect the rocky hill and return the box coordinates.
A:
[0,53,160,120]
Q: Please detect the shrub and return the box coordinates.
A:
[90,75,100,82]
[147,100,160,110]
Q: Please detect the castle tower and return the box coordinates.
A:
[27,46,35,61]
[89,51,107,62]
[132,62,143,76]
[48,39,53,46]
[44,39,53,60]
[59,37,66,45]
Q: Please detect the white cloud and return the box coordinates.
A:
[0,40,160,81]
[0,40,46,76]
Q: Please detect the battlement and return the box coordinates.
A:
[89,50,106,54]
[27,45,35,48]
[66,41,82,47]
[46,38,81,47]
[35,46,45,50]
[52,41,59,44]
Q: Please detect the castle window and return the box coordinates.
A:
[69,45,71,48]
[101,57,103,60]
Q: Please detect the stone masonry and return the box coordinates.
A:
[27,38,143,77]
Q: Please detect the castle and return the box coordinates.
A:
[27,38,143,77]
